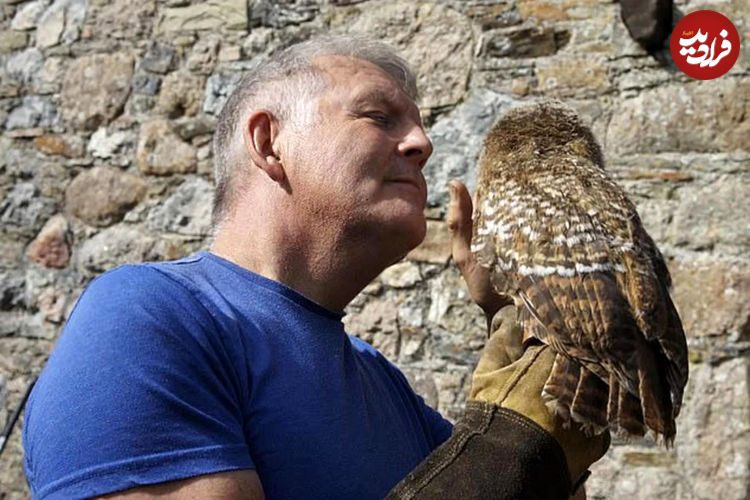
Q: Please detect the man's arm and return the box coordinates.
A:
[96,469,264,500]
[23,267,255,498]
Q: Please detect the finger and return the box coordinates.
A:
[447,179,473,268]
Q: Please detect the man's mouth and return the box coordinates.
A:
[389,178,421,189]
[387,176,427,204]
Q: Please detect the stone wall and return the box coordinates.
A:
[1,0,748,498]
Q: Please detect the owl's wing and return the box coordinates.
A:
[621,218,689,415]
[472,158,687,440]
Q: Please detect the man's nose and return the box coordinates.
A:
[398,124,433,170]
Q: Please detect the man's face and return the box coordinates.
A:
[280,55,433,259]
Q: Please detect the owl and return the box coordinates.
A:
[471,100,689,443]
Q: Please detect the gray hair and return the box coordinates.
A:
[212,34,418,227]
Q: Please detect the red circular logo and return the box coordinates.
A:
[670,10,740,80]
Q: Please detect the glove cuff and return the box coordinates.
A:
[387,401,573,499]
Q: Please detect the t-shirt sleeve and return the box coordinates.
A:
[373,344,454,448]
[22,265,254,499]
[417,394,453,446]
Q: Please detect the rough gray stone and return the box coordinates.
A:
[218,44,242,62]
[127,94,157,115]
[64,167,147,227]
[77,224,157,273]
[466,2,522,29]
[250,0,318,29]
[87,127,133,159]
[21,265,80,335]
[0,231,26,269]
[667,175,750,254]
[424,89,521,210]
[345,299,400,359]
[589,357,750,500]
[172,115,216,141]
[407,219,451,265]
[400,365,439,407]
[1,147,70,198]
[669,256,750,341]
[136,120,196,175]
[425,266,483,347]
[146,176,213,236]
[4,128,47,139]
[0,270,26,310]
[10,0,47,30]
[481,26,570,58]
[607,79,750,155]
[156,71,204,118]
[37,56,65,94]
[186,35,220,75]
[432,366,473,421]
[131,74,161,95]
[0,182,58,236]
[241,26,274,56]
[0,31,28,53]
[87,0,156,40]
[61,0,86,44]
[4,95,57,130]
[158,0,247,33]
[0,136,11,169]
[35,0,65,47]
[335,1,474,110]
[60,52,134,130]
[5,47,43,85]
[31,285,69,324]
[141,41,176,74]
[379,261,422,289]
[535,55,611,97]
[203,71,242,115]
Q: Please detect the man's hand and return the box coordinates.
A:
[447,180,513,329]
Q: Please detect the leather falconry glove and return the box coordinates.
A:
[470,306,611,492]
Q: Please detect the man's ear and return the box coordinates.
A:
[245,110,285,183]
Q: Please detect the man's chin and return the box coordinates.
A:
[387,215,427,258]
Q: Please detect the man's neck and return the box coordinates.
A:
[210,214,389,313]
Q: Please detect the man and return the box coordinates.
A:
[23,36,606,499]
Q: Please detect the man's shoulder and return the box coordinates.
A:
[347,335,403,375]
[68,256,220,335]
[85,253,210,301]
[348,334,379,356]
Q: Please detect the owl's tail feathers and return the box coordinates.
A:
[570,367,610,435]
[664,294,689,418]
[542,355,609,436]
[636,340,677,446]
[608,378,647,438]
[542,353,579,422]
[542,352,676,444]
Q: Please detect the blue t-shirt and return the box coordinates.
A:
[23,252,452,499]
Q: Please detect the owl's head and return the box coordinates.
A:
[481,100,604,172]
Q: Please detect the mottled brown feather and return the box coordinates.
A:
[472,100,689,444]
[543,354,580,421]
